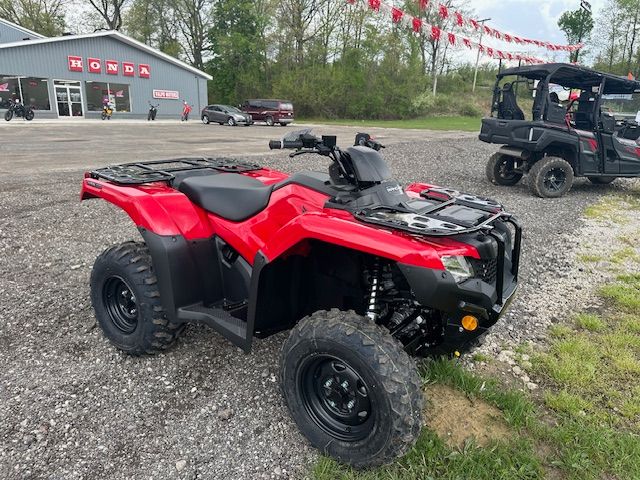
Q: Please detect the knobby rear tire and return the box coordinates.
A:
[90,241,184,355]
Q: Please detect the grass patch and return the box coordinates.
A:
[575,313,605,332]
[299,116,481,132]
[577,253,603,263]
[600,273,640,313]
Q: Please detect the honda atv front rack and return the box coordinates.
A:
[89,157,261,185]
[354,187,509,237]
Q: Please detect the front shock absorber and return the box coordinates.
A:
[366,258,381,321]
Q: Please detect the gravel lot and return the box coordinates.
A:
[0,123,636,479]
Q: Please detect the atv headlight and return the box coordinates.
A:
[441,255,474,283]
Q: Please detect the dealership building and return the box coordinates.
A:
[0,18,211,119]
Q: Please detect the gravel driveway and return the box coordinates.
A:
[0,130,633,479]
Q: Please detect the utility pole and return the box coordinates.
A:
[472,18,491,93]
[575,0,591,63]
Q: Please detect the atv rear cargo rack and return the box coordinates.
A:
[89,157,261,185]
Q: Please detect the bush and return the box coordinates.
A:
[410,92,484,117]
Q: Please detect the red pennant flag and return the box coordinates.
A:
[493,29,502,40]
[503,33,512,42]
[418,0,428,10]
[447,32,456,45]
[513,36,522,44]
[368,0,380,11]
[412,17,423,32]
[470,19,479,29]
[431,25,442,40]
[483,25,491,35]
[463,37,472,48]
[438,4,448,18]
[455,11,463,26]
[391,7,403,22]
[507,53,513,60]
[486,47,494,57]
[478,45,484,54]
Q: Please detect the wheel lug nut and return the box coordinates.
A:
[324,379,333,388]
[347,400,355,410]
[341,381,349,389]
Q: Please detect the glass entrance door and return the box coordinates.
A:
[54,81,83,117]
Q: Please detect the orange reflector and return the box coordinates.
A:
[461,315,479,331]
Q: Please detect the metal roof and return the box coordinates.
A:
[0,30,212,80]
[0,18,46,40]
[498,63,640,94]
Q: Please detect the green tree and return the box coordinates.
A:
[207,0,266,103]
[0,0,66,36]
[558,8,594,62]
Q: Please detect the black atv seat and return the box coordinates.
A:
[178,173,273,221]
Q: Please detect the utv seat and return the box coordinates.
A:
[498,83,525,120]
[178,173,273,221]
[574,91,595,130]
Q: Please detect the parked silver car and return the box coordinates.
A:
[201,104,253,126]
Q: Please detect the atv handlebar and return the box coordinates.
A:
[269,139,303,150]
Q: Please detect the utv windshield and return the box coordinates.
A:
[601,92,640,122]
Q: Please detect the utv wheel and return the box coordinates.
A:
[227,117,236,126]
[486,152,523,186]
[202,115,210,124]
[280,310,423,467]
[588,176,616,185]
[24,110,34,121]
[266,116,274,126]
[529,156,574,198]
[5,110,13,121]
[90,241,184,355]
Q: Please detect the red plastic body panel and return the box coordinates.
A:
[81,172,481,269]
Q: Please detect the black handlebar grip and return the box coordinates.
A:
[282,140,303,149]
[269,140,282,150]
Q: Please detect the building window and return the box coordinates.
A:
[20,78,50,110]
[85,81,131,112]
[0,76,22,108]
[0,76,50,110]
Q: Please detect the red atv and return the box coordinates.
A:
[81,130,521,467]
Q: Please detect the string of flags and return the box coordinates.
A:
[411,0,584,52]
[351,0,547,64]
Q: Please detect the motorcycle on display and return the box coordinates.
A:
[147,103,159,121]
[4,99,35,122]
[101,103,114,120]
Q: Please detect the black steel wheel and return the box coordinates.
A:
[102,276,138,334]
[24,109,34,121]
[529,156,574,198]
[486,152,523,186]
[280,310,423,467]
[299,355,373,442]
[90,241,184,355]
[588,176,616,185]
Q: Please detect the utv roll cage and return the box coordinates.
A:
[490,63,640,127]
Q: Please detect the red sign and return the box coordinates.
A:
[153,89,179,99]
[68,56,83,72]
[106,60,119,75]
[139,64,150,78]
[88,57,101,73]
[122,62,135,77]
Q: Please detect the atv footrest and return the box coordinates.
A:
[177,303,249,350]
